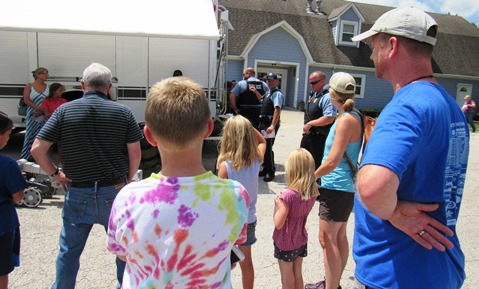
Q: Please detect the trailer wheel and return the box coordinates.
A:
[138,123,161,178]
[23,187,43,208]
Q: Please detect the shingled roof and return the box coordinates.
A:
[219,0,479,77]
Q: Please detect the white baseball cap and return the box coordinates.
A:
[352,7,438,46]
[329,72,356,94]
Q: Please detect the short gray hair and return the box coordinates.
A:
[82,63,112,91]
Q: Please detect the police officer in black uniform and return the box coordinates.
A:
[258,73,283,182]
[229,67,268,129]
[300,71,337,169]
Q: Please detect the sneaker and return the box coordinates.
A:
[306,7,316,14]
[304,281,325,289]
[263,173,275,182]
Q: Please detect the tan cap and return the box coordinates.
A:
[352,7,438,46]
[329,72,356,94]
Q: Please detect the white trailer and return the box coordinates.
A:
[0,0,230,129]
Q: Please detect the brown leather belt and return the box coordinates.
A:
[70,176,126,188]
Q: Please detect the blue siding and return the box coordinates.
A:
[359,75,479,110]
[286,66,296,107]
[439,78,464,105]
[226,60,244,82]
[331,21,338,41]
[350,73,479,111]
[245,27,307,107]
[360,72,393,109]
[306,68,393,110]
[226,21,479,113]
[440,79,459,95]
[341,8,360,22]
[335,69,394,110]
[437,78,479,106]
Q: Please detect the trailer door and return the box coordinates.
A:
[149,38,210,88]
[38,33,116,80]
[0,31,32,125]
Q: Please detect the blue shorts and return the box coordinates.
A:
[240,221,257,246]
[0,230,18,276]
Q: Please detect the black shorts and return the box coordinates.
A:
[319,187,354,222]
[0,230,16,276]
[274,243,307,262]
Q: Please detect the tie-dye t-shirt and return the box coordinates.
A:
[107,171,249,289]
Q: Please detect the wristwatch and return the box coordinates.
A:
[50,167,60,177]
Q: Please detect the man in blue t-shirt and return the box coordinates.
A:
[351,7,468,289]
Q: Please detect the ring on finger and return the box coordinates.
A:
[419,230,426,236]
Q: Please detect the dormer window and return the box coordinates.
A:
[339,20,358,46]
[329,3,363,47]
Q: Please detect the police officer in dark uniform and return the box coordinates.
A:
[258,73,284,182]
[300,71,337,169]
[229,68,268,128]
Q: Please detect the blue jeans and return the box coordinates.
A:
[466,111,476,132]
[51,185,125,289]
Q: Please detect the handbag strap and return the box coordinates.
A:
[343,151,357,179]
[343,110,364,179]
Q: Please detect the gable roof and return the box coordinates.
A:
[241,21,314,62]
[219,0,479,77]
[329,3,364,22]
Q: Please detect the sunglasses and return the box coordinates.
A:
[310,79,323,85]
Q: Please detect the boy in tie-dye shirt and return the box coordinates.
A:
[107,77,249,289]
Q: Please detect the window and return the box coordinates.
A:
[117,87,147,100]
[351,74,365,98]
[0,85,24,96]
[339,21,358,46]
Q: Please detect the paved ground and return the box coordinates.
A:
[5,108,479,289]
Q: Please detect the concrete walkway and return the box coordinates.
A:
[9,108,479,288]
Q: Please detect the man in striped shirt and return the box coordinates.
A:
[31,63,142,289]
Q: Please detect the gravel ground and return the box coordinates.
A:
[6,108,479,289]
